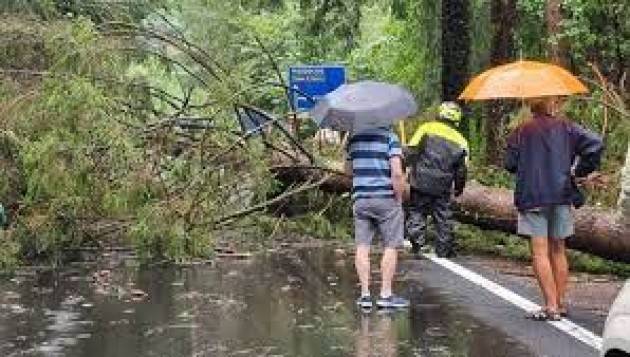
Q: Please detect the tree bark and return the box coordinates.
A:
[545,0,568,66]
[454,182,630,263]
[484,0,517,166]
[441,0,470,101]
[441,0,471,136]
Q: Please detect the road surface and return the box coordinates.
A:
[0,245,623,356]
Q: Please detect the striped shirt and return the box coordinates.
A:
[346,128,403,200]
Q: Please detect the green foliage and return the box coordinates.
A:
[348,1,441,107]
[0,0,169,24]
[515,0,546,58]
[0,9,283,266]
[0,0,628,270]
[469,165,515,189]
[295,0,364,61]
[469,0,492,74]
[0,18,133,263]
[561,0,629,81]
[129,205,213,262]
[280,190,353,241]
[0,231,20,270]
[456,224,630,277]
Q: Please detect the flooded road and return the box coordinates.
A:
[0,247,559,356]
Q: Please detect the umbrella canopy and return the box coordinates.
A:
[310,81,418,132]
[459,60,588,100]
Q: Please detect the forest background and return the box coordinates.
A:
[0,0,627,270]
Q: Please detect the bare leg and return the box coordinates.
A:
[549,239,569,312]
[355,245,371,296]
[380,248,398,297]
[530,237,559,313]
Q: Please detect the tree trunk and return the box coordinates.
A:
[484,0,517,166]
[273,164,630,263]
[545,0,568,66]
[454,182,630,263]
[441,0,470,101]
[441,0,471,135]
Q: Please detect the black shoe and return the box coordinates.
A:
[410,241,421,256]
[436,250,456,258]
[356,295,373,309]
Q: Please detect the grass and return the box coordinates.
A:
[455,224,630,278]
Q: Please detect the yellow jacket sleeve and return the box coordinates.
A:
[408,121,469,163]
[408,124,428,147]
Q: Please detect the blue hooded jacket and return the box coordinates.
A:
[504,114,603,211]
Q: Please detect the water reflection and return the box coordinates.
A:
[355,312,398,357]
[0,247,536,357]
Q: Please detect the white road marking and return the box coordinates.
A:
[424,253,603,351]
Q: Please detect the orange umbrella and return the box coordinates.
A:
[459,60,588,100]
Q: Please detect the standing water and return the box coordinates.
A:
[0,247,535,356]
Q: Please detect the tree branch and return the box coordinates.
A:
[212,175,331,226]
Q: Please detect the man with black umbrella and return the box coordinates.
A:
[345,126,410,309]
[310,81,418,310]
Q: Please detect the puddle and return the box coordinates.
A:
[0,248,535,356]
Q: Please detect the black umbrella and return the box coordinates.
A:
[310,81,418,132]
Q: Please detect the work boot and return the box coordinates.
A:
[436,244,456,258]
[410,240,422,257]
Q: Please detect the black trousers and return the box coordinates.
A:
[405,190,455,257]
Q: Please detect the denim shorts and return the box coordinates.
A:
[353,198,404,248]
[517,205,574,239]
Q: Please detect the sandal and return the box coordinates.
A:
[558,305,568,317]
[526,309,562,321]
[547,310,562,321]
[526,309,549,321]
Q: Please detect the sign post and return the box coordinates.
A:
[288,65,346,112]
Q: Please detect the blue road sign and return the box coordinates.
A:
[289,65,346,112]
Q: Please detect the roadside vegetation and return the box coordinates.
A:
[456,224,630,278]
[0,1,628,271]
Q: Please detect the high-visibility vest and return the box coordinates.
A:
[408,121,469,156]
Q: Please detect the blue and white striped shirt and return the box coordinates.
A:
[347,128,403,200]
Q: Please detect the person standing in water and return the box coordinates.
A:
[346,126,410,309]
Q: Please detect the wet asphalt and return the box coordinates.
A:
[402,256,602,357]
[0,246,615,357]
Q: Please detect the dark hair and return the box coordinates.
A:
[526,98,552,115]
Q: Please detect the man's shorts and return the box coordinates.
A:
[517,205,574,239]
[353,198,404,248]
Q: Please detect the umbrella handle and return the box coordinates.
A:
[399,121,406,145]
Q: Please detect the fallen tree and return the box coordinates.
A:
[454,181,630,263]
[275,68,630,263]
[273,164,630,264]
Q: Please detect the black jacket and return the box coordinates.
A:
[505,114,603,210]
[406,121,468,197]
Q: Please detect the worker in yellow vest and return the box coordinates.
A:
[405,102,468,257]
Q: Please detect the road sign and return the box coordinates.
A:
[289,65,346,112]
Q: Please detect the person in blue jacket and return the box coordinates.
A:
[505,97,603,321]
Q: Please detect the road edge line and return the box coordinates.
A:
[423,254,603,351]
